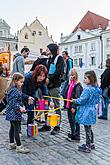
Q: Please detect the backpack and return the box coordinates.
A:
[49,55,62,75]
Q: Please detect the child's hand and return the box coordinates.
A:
[28,96,34,105]
[71,108,75,113]
[20,107,26,113]
[49,102,54,108]
[71,98,75,102]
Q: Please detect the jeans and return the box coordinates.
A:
[102,97,109,118]
[9,121,21,146]
[84,125,94,145]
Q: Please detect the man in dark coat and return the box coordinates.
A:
[39,43,65,135]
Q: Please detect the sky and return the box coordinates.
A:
[0,0,110,42]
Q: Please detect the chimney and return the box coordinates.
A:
[61,33,63,37]
[98,24,102,29]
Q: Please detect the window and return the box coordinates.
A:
[91,57,95,65]
[70,46,73,56]
[79,58,83,67]
[74,45,82,53]
[40,48,43,53]
[38,31,42,36]
[77,35,80,40]
[32,31,36,36]
[91,43,96,51]
[75,46,78,53]
[74,59,78,65]
[79,46,82,52]
[0,31,2,37]
[106,38,110,46]
[15,44,18,51]
[65,48,68,51]
[107,54,110,59]
[24,33,28,39]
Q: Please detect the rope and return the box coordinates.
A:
[44,95,73,102]
[27,106,63,120]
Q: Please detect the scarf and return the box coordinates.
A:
[66,80,76,108]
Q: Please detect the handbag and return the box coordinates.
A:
[96,96,102,116]
[102,87,110,98]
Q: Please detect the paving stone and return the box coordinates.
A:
[1,110,110,165]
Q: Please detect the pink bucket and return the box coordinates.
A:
[39,100,45,110]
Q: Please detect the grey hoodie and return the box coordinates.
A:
[12,53,25,75]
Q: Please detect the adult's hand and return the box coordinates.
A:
[49,102,54,108]
[28,96,34,105]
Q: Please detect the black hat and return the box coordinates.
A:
[47,43,59,56]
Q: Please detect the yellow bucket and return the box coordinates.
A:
[47,114,60,127]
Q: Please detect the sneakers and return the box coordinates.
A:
[91,143,95,150]
[16,145,30,154]
[78,144,91,153]
[98,116,108,120]
[68,133,80,141]
[9,143,16,149]
[51,126,60,135]
[38,125,51,132]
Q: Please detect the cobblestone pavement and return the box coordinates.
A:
[0,110,110,165]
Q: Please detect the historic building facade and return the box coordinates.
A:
[101,22,110,67]
[60,11,110,69]
[0,19,17,51]
[18,17,53,59]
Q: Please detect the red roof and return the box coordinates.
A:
[72,11,109,33]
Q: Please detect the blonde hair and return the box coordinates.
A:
[69,68,78,81]
[7,72,24,91]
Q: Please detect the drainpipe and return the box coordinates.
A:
[100,35,103,69]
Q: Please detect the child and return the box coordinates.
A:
[6,72,30,153]
[66,68,83,140]
[72,71,101,153]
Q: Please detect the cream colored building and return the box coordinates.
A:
[18,17,53,59]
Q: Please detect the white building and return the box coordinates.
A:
[101,22,110,67]
[18,17,53,60]
[0,19,17,51]
[60,11,109,69]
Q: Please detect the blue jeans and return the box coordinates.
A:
[102,97,109,118]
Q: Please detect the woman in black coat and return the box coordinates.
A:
[22,65,51,126]
[98,59,110,120]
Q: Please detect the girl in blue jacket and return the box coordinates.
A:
[72,71,101,153]
[6,73,30,153]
